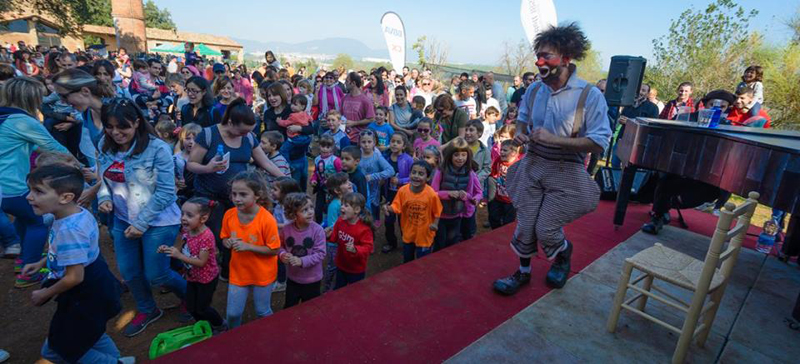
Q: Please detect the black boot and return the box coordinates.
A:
[641,213,665,235]
[545,241,572,289]
[493,270,531,296]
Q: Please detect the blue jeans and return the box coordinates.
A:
[2,195,47,265]
[41,333,119,364]
[0,209,20,249]
[226,283,274,329]
[434,217,462,251]
[289,157,309,193]
[334,270,365,289]
[403,243,432,263]
[461,213,477,241]
[111,217,186,313]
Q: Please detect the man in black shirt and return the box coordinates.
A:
[509,72,538,107]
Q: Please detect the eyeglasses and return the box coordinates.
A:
[417,128,430,133]
[186,87,202,95]
[58,88,81,100]
[359,130,375,136]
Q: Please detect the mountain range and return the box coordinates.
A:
[232,37,389,59]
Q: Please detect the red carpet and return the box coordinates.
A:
[158,201,759,363]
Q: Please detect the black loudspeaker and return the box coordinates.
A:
[604,56,647,107]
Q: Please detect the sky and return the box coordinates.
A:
[154,0,797,67]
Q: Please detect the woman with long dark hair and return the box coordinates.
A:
[181,76,215,127]
[95,98,187,337]
[187,98,285,280]
[365,71,389,108]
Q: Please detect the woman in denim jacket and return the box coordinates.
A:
[96,98,187,338]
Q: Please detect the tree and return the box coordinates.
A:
[2,0,84,36]
[332,53,354,71]
[575,49,605,84]
[496,39,535,77]
[647,0,800,129]
[143,0,175,30]
[1,0,175,35]
[646,0,759,100]
[787,9,800,44]
[412,36,449,69]
[747,42,800,129]
[495,39,605,83]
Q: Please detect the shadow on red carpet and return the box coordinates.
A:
[157,201,759,363]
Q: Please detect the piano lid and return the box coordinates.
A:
[636,118,800,154]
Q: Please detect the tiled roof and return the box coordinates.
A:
[80,25,241,48]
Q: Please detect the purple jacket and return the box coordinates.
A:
[384,152,414,192]
[431,169,483,219]
[279,222,326,284]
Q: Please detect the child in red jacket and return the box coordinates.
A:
[727,87,771,128]
[278,95,313,138]
[328,192,374,289]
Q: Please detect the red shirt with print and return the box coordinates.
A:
[331,218,373,274]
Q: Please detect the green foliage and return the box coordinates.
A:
[412,36,427,67]
[332,53,355,71]
[646,0,758,99]
[71,0,113,27]
[1,0,175,35]
[788,10,800,44]
[143,0,176,30]
[575,49,605,84]
[1,0,81,35]
[750,43,800,129]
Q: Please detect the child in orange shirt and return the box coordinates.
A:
[221,171,280,329]
[384,161,442,263]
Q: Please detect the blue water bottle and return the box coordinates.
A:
[708,100,722,128]
[215,145,225,174]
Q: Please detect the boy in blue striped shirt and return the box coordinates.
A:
[22,164,132,364]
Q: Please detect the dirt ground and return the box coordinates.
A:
[0,206,492,363]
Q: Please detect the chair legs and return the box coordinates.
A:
[673,293,708,364]
[607,260,634,333]
[637,275,654,312]
[696,288,724,348]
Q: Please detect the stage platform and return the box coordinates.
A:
[448,226,799,363]
[158,202,777,363]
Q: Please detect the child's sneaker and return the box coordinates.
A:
[3,244,20,258]
[177,302,194,324]
[14,272,44,288]
[212,320,228,335]
[13,258,22,273]
[123,308,163,337]
[118,356,136,364]
[273,281,286,292]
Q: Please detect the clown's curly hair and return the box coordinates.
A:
[534,22,591,61]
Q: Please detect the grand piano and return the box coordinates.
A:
[613,118,800,256]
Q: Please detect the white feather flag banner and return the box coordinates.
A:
[520,0,558,45]
[381,12,406,74]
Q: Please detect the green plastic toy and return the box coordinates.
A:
[149,321,213,359]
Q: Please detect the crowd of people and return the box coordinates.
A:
[0,24,778,362]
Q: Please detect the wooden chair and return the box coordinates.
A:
[606,191,759,364]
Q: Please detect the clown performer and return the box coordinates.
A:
[492,23,611,295]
